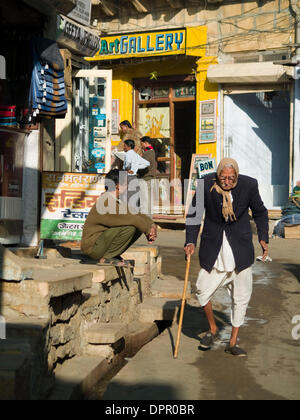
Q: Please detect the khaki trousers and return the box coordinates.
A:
[89,226,142,260]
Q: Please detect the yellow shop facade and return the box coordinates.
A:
[87,26,218,213]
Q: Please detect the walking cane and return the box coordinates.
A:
[174,254,191,359]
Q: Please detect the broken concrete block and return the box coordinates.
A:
[151,276,191,299]
[84,323,127,344]
[138,297,181,323]
[0,244,33,281]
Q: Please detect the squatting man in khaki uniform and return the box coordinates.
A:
[184,158,269,357]
[81,169,157,267]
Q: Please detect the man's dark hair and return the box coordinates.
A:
[105,169,128,192]
[141,136,152,144]
[124,139,135,149]
[120,120,132,129]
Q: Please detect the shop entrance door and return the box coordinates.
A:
[135,78,196,214]
[72,70,112,174]
[174,101,196,205]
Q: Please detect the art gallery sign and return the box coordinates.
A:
[89,29,187,60]
[87,26,207,62]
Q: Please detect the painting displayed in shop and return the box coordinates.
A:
[199,99,217,143]
[111,99,120,134]
[139,105,171,175]
[139,106,173,207]
[139,106,170,139]
[40,172,105,241]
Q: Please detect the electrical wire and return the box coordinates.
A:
[94,1,283,34]
[93,2,294,54]
[94,1,262,33]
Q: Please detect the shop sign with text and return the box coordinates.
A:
[40,172,105,241]
[57,15,100,57]
[89,29,186,61]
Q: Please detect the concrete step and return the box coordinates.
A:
[84,323,128,345]
[138,297,181,323]
[124,245,160,258]
[29,268,93,299]
[1,268,93,319]
[64,264,130,284]
[9,246,72,259]
[151,275,191,299]
[0,338,32,400]
[122,245,160,277]
[5,317,49,339]
[49,321,161,400]
[49,355,107,400]
[0,244,33,282]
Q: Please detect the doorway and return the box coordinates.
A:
[135,77,196,213]
[174,101,196,204]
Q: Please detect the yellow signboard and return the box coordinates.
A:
[87,29,186,61]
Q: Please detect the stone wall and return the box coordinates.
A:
[0,246,161,399]
[92,0,294,56]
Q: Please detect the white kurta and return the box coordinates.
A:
[213,231,236,272]
[213,192,236,272]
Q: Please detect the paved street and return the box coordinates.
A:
[90,230,300,401]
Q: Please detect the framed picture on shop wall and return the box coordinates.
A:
[111,99,120,135]
[199,99,217,143]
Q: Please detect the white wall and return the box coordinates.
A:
[21,131,40,246]
[224,91,290,209]
[294,69,300,186]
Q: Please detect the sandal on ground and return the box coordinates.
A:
[97,257,133,268]
[225,345,247,357]
[199,330,219,349]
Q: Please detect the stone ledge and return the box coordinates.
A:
[0,244,33,282]
[138,297,181,323]
[49,355,108,400]
[0,352,31,400]
[84,323,128,345]
[151,275,191,299]
[5,318,50,339]
[0,338,33,400]
[126,245,160,258]
[49,321,160,400]
[63,264,129,284]
[27,269,93,299]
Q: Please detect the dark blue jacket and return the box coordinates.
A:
[186,173,269,273]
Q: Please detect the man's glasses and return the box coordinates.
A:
[219,176,236,182]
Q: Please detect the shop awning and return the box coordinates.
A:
[207,62,293,85]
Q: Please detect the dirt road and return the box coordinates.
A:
[132,231,300,400]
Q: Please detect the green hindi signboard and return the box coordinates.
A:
[40,172,105,241]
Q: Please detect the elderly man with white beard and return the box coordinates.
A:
[184,158,269,357]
